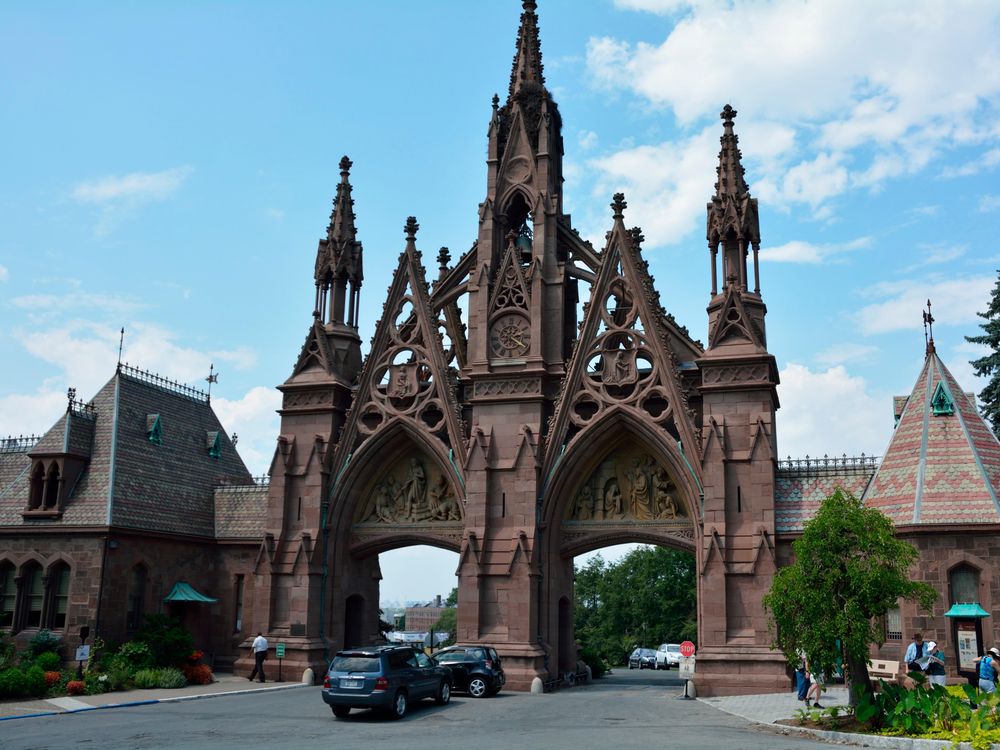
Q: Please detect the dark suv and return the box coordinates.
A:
[321,645,452,719]
[433,645,505,697]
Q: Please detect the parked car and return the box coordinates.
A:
[321,645,452,719]
[628,647,657,669]
[655,643,682,670]
[433,645,505,697]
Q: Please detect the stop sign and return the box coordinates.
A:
[680,641,696,658]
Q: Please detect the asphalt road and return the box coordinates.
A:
[2,669,831,750]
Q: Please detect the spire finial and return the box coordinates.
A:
[923,299,936,355]
[205,363,218,402]
[611,192,627,220]
[339,155,352,176]
[508,0,545,99]
[405,216,419,243]
[326,155,358,244]
[117,326,125,371]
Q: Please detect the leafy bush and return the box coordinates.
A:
[66,680,85,696]
[182,664,213,685]
[133,616,194,667]
[116,641,155,670]
[156,668,188,689]
[28,629,62,657]
[0,632,16,670]
[577,646,607,679]
[0,667,27,698]
[103,661,136,691]
[34,651,61,671]
[22,666,46,698]
[133,667,188,689]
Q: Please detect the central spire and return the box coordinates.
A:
[715,105,750,199]
[508,0,545,99]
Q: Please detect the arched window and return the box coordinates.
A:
[43,464,60,509]
[27,463,44,510]
[126,565,148,632]
[21,563,43,629]
[45,564,70,629]
[0,562,15,627]
[950,564,980,605]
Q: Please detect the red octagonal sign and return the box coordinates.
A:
[680,641,696,658]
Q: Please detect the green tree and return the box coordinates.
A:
[762,489,936,706]
[432,608,457,647]
[575,546,695,666]
[445,587,458,607]
[967,271,1000,433]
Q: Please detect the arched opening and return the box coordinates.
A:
[0,562,15,628]
[344,594,366,649]
[20,562,43,629]
[949,563,980,605]
[573,543,696,682]
[28,463,44,510]
[377,545,459,653]
[126,564,149,632]
[43,463,60,509]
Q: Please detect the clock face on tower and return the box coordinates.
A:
[490,313,531,358]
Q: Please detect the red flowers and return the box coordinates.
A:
[66,680,85,696]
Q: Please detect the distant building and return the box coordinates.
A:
[404,596,445,632]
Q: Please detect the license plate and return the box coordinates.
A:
[340,678,363,688]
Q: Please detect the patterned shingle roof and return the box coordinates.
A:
[862,351,1000,525]
[0,370,257,537]
[775,457,876,532]
[214,483,268,539]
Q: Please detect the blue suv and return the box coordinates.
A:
[322,645,453,719]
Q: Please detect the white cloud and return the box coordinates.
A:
[761,236,870,264]
[11,292,142,320]
[72,166,193,204]
[906,244,966,271]
[71,166,193,236]
[940,147,1000,178]
[980,194,1000,213]
[584,1,1000,224]
[855,276,994,335]
[0,265,7,282]
[777,362,890,459]
[814,343,878,367]
[0,386,69,439]
[578,130,599,150]
[264,208,286,220]
[212,386,282,476]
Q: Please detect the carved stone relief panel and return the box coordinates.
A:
[353,451,463,525]
[563,441,688,524]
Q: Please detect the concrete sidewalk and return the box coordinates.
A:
[0,674,310,721]
[700,686,850,724]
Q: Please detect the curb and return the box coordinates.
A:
[0,682,309,722]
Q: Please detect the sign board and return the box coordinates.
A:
[680,641,696,658]
[276,643,286,659]
[679,655,695,679]
[957,621,979,671]
[75,645,91,662]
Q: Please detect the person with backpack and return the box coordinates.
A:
[975,646,999,693]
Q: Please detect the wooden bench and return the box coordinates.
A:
[868,659,900,684]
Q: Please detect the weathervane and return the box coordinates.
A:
[922,299,935,355]
[117,327,126,371]
[206,363,218,402]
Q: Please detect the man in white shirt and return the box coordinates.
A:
[249,632,268,683]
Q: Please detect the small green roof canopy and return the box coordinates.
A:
[944,603,989,618]
[163,581,218,604]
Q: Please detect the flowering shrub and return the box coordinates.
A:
[188,650,204,665]
[43,670,61,688]
[66,680,85,696]
[182,664,213,685]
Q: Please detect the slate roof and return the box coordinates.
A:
[214,483,268,539]
[862,350,1000,525]
[0,369,261,538]
[775,457,876,532]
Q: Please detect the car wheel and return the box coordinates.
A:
[389,690,408,719]
[468,676,489,698]
[435,680,451,705]
[332,706,350,718]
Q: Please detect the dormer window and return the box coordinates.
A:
[147,414,162,444]
[206,431,222,459]
[931,382,954,416]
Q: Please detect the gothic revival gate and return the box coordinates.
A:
[241,1,788,696]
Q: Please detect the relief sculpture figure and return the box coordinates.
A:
[427,474,462,521]
[574,484,594,520]
[628,457,653,520]
[603,478,623,519]
[653,468,680,519]
[401,458,427,520]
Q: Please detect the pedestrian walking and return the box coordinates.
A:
[975,647,999,694]
[804,655,824,709]
[924,641,946,687]
[249,631,268,683]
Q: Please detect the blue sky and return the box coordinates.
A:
[2,0,999,603]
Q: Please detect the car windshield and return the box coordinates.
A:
[331,655,380,672]
[436,651,473,663]
[667,645,681,653]
[640,649,656,657]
